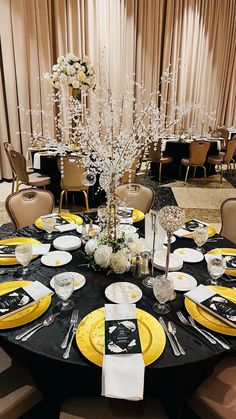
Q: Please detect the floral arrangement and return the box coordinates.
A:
[44,53,97,91]
[84,229,144,274]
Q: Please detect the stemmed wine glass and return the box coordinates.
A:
[193,227,209,253]
[54,273,74,311]
[153,275,174,314]
[41,215,57,240]
[15,244,32,277]
[206,255,226,285]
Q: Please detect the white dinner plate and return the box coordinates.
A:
[153,249,183,271]
[50,272,86,291]
[105,282,142,304]
[173,248,204,263]
[41,251,72,267]
[168,272,198,291]
[53,235,81,251]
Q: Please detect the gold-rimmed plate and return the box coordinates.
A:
[0,281,51,329]
[183,225,216,239]
[76,307,166,366]
[35,213,83,230]
[185,286,236,336]
[132,209,145,223]
[0,237,41,265]
[207,248,236,277]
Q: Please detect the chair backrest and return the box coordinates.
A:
[9,150,29,183]
[5,189,55,230]
[57,157,87,191]
[4,142,15,173]
[223,139,236,162]
[220,198,236,244]
[121,159,138,184]
[189,141,210,165]
[148,140,162,162]
[115,183,155,213]
[218,128,229,146]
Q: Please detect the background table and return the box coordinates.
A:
[0,217,236,418]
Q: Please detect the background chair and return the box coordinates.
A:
[3,142,16,193]
[5,189,54,230]
[188,356,236,419]
[121,158,138,184]
[0,345,43,419]
[9,150,51,190]
[146,140,173,182]
[57,156,89,213]
[115,183,154,213]
[60,396,168,419]
[220,198,236,244]
[180,141,210,182]
[207,138,236,182]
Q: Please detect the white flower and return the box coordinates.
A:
[57,56,65,65]
[66,53,78,62]
[110,250,130,274]
[72,80,80,88]
[94,245,112,268]
[127,239,144,257]
[85,239,97,256]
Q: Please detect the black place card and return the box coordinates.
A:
[185,219,207,232]
[0,245,16,257]
[0,287,34,318]
[185,285,236,328]
[223,255,236,270]
[43,215,69,226]
[105,319,142,355]
[117,207,133,219]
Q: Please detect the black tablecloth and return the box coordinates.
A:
[0,216,236,418]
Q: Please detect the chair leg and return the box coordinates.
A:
[16,179,20,191]
[59,190,66,213]
[193,166,196,178]
[145,161,150,176]
[12,174,16,194]
[220,165,223,182]
[184,166,190,183]
[202,166,207,180]
[159,163,162,182]
[65,191,68,206]
[83,190,89,212]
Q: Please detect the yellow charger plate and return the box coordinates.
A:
[0,281,51,329]
[185,286,236,336]
[183,225,216,239]
[35,213,83,230]
[207,248,236,277]
[76,307,166,366]
[0,237,41,265]
[132,209,145,223]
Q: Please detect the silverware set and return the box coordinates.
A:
[159,317,185,356]
[62,309,80,359]
[15,312,60,341]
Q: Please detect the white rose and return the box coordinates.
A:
[110,250,130,274]
[52,64,59,72]
[128,239,144,257]
[124,232,139,243]
[57,56,65,65]
[72,80,80,88]
[66,53,78,62]
[85,239,97,256]
[94,245,112,269]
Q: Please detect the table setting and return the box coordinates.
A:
[0,206,236,418]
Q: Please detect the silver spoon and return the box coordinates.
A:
[168,321,186,355]
[21,314,59,341]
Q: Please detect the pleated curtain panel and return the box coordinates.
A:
[0,0,235,180]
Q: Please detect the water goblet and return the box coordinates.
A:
[153,275,174,314]
[15,244,32,276]
[41,215,57,240]
[206,255,225,285]
[193,227,209,253]
[54,273,74,311]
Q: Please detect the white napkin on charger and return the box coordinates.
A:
[55,224,77,233]
[102,303,145,401]
[174,219,209,238]
[32,244,51,255]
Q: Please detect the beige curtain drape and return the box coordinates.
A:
[0,0,235,180]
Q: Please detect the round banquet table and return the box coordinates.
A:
[0,216,236,418]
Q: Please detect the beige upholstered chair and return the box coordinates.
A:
[207,138,236,182]
[218,128,229,148]
[147,140,173,181]
[9,150,50,190]
[4,142,17,193]
[180,141,210,182]
[5,189,54,230]
[57,157,89,213]
[121,159,138,184]
[220,198,236,244]
[0,346,43,419]
[188,356,236,419]
[60,396,168,419]
[115,183,154,213]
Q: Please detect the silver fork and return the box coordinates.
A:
[176,311,217,344]
[63,318,81,359]
[188,316,230,350]
[61,309,79,349]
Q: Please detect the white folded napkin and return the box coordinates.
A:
[33,153,42,169]
[32,244,51,255]
[102,303,145,401]
[55,224,77,233]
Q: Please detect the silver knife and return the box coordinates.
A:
[159,317,180,356]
